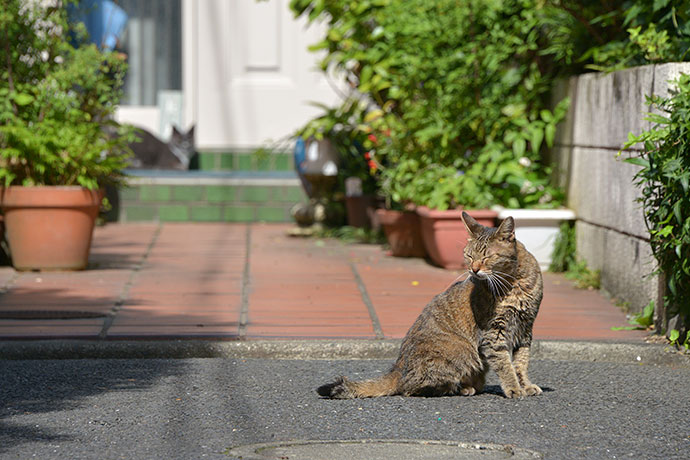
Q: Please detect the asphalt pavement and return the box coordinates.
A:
[1,356,689,459]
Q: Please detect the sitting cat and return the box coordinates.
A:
[127,125,196,170]
[318,212,543,399]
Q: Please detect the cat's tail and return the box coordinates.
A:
[317,370,401,399]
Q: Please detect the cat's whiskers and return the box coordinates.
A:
[491,272,514,292]
[484,274,504,298]
[486,272,512,298]
[492,269,516,281]
[485,275,498,297]
[490,276,505,297]
[445,272,471,290]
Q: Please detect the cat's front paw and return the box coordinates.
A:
[523,384,542,396]
[459,386,476,396]
[503,386,526,399]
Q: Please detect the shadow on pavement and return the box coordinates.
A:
[0,359,184,454]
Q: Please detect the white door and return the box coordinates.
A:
[190,0,341,150]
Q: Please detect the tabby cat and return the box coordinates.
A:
[318,212,543,399]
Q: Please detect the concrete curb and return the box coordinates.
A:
[0,339,688,367]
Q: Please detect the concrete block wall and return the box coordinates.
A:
[552,63,690,314]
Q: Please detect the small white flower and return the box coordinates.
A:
[520,180,534,194]
[518,157,532,167]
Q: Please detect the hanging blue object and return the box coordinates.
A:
[69,0,128,51]
[294,137,312,197]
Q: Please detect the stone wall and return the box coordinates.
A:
[551,63,690,315]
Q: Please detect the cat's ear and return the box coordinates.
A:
[496,216,515,242]
[172,125,181,135]
[462,211,484,237]
[187,125,195,135]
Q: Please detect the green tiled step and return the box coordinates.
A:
[195,151,292,172]
[115,170,306,222]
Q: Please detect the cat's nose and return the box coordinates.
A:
[471,261,482,273]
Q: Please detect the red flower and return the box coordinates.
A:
[368,134,377,144]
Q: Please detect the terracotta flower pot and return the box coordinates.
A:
[416,206,497,270]
[0,186,101,271]
[375,208,426,258]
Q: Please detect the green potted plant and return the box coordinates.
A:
[0,0,133,270]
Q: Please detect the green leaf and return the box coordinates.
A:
[539,109,553,123]
[673,201,683,225]
[657,225,673,237]
[624,157,649,168]
[653,0,671,12]
[327,28,342,42]
[512,137,526,157]
[501,104,525,118]
[11,92,34,106]
[531,127,544,154]
[669,329,680,344]
[629,300,654,328]
[359,66,373,86]
[544,124,556,148]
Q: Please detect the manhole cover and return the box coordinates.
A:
[0,310,108,320]
[225,439,542,460]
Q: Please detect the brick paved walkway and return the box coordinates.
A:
[0,223,646,342]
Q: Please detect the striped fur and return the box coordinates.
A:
[317,212,543,399]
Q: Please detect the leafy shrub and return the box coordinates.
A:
[0,0,133,190]
[612,301,655,331]
[543,0,690,73]
[549,221,577,272]
[623,73,690,340]
[564,260,601,290]
[290,0,566,210]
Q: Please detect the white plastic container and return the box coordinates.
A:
[494,207,576,271]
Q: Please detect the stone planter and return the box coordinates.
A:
[416,206,497,270]
[0,186,101,270]
[375,208,426,258]
[494,207,576,270]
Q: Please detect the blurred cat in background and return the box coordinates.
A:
[127,125,196,170]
